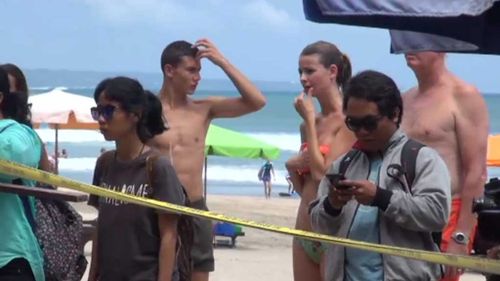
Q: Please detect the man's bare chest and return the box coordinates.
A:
[403,99,455,143]
[156,106,209,149]
[163,123,207,147]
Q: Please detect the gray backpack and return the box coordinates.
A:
[19,192,88,281]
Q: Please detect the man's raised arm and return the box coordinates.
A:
[195,38,266,118]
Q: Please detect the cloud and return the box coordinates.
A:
[240,0,299,30]
[83,0,299,32]
[82,0,215,29]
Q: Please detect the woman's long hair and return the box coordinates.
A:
[0,68,32,126]
[93,77,167,143]
[0,63,29,93]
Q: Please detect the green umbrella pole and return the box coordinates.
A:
[203,157,207,199]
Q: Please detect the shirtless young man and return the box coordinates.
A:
[150,39,266,281]
[401,52,489,281]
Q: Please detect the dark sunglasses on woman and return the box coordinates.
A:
[90,104,117,121]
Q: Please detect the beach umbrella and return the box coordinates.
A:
[29,88,97,173]
[203,124,281,198]
[303,0,500,54]
[487,135,500,167]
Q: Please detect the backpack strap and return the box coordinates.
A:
[338,149,361,175]
[145,153,161,193]
[20,195,36,232]
[400,139,425,192]
[146,153,190,203]
[145,152,193,278]
[14,179,37,233]
[400,139,441,247]
[0,122,15,134]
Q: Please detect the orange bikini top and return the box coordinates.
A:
[296,143,331,176]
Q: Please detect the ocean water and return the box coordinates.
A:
[35,89,302,197]
[33,88,500,197]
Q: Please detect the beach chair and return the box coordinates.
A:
[212,222,245,248]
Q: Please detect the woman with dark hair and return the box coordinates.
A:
[1,63,29,93]
[286,41,356,280]
[0,69,45,281]
[87,77,191,281]
[0,63,54,173]
[0,65,30,127]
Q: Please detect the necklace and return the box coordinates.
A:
[136,143,146,159]
[114,143,146,162]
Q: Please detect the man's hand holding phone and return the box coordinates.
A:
[338,178,378,205]
[325,174,378,207]
[325,173,354,209]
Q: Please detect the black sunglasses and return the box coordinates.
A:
[345,115,383,132]
[90,105,118,121]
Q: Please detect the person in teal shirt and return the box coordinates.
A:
[0,69,44,281]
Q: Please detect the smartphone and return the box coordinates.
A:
[325,173,351,190]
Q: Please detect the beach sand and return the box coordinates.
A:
[75,194,486,281]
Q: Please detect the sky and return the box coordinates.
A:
[1,0,500,92]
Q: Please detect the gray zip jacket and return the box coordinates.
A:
[310,129,451,281]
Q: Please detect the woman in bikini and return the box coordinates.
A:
[286,41,356,281]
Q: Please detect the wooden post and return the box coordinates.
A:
[54,124,59,174]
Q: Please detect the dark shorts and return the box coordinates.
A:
[189,199,215,272]
[261,174,271,182]
[0,258,35,281]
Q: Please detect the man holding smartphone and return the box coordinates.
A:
[310,70,451,281]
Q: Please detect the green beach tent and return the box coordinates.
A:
[203,124,281,197]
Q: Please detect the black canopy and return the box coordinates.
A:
[303,0,500,54]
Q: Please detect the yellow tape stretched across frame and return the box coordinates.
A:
[0,159,499,275]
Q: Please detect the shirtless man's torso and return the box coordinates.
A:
[150,39,266,281]
[402,52,489,281]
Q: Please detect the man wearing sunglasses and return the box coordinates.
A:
[149,38,266,281]
[310,70,451,281]
[402,52,489,281]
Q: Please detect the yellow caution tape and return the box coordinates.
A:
[1,159,499,275]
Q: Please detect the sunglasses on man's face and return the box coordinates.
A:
[90,104,118,121]
[345,115,383,132]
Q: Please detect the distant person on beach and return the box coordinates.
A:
[0,68,45,281]
[1,63,54,173]
[401,52,489,281]
[258,159,275,199]
[285,41,355,281]
[149,38,266,281]
[88,77,192,281]
[285,173,294,194]
[310,70,451,281]
[60,148,68,158]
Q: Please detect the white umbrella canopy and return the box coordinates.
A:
[29,87,98,129]
[28,88,98,172]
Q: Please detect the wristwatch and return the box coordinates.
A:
[451,232,469,245]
